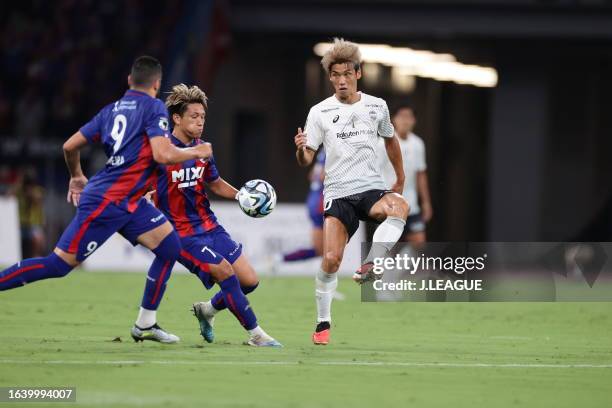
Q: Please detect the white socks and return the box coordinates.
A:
[248,325,271,339]
[364,216,406,264]
[135,307,156,328]
[204,300,219,316]
[315,268,338,323]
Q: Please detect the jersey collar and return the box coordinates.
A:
[125,89,151,98]
[171,133,198,147]
[333,91,362,105]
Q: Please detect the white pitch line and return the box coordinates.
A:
[318,361,612,369]
[1,359,611,369]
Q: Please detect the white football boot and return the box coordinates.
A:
[131,324,180,344]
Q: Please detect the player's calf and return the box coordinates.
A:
[133,229,181,342]
[196,262,280,346]
[357,195,409,284]
[0,251,75,291]
[197,280,259,343]
[209,281,259,311]
[313,268,337,345]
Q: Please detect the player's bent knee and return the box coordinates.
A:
[239,275,259,288]
[138,221,175,251]
[211,260,234,282]
[241,281,259,295]
[53,247,80,267]
[386,195,409,219]
[48,251,75,278]
[322,252,342,272]
[152,230,181,262]
[398,198,410,219]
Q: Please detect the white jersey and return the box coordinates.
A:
[377,132,427,214]
[304,92,394,201]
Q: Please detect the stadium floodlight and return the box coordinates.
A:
[313,42,498,88]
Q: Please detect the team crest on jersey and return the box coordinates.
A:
[369,110,378,121]
[159,117,169,131]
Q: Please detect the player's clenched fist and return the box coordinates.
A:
[294,127,307,150]
[195,142,213,159]
[295,127,315,167]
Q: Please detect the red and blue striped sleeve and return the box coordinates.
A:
[204,156,220,183]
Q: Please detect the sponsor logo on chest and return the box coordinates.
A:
[171,166,205,188]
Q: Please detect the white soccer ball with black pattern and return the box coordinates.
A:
[237,179,277,218]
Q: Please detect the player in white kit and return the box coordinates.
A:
[294,38,409,345]
[378,105,433,243]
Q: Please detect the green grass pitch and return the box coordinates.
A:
[1,271,611,407]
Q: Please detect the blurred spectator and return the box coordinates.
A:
[51,84,78,137]
[0,85,12,134]
[0,1,180,142]
[0,165,20,195]
[11,167,46,258]
[15,85,46,140]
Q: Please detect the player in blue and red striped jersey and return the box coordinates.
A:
[0,56,213,344]
[282,148,325,262]
[149,83,281,347]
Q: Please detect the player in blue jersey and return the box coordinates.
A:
[0,56,213,344]
[149,83,281,347]
[282,148,325,262]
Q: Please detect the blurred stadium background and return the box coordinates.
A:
[1,0,612,265]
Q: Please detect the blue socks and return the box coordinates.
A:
[211,282,258,311]
[140,257,174,310]
[0,253,73,291]
[283,248,317,262]
[218,275,257,330]
[1,231,180,313]
[140,232,180,310]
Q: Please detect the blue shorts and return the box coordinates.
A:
[57,194,168,261]
[177,226,243,289]
[403,213,426,236]
[306,190,324,228]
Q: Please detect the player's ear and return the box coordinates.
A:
[127,74,133,87]
[355,69,362,80]
[172,113,181,126]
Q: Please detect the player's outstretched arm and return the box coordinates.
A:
[208,178,239,200]
[295,127,315,167]
[384,135,405,194]
[63,131,89,206]
[150,136,212,164]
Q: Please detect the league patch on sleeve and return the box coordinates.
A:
[159,117,169,131]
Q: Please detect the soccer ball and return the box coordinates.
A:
[237,179,277,218]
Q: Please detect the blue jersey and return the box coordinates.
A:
[79,89,170,212]
[310,148,325,193]
[152,135,220,237]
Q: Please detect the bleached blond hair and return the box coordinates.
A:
[165,83,208,123]
[320,38,362,75]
